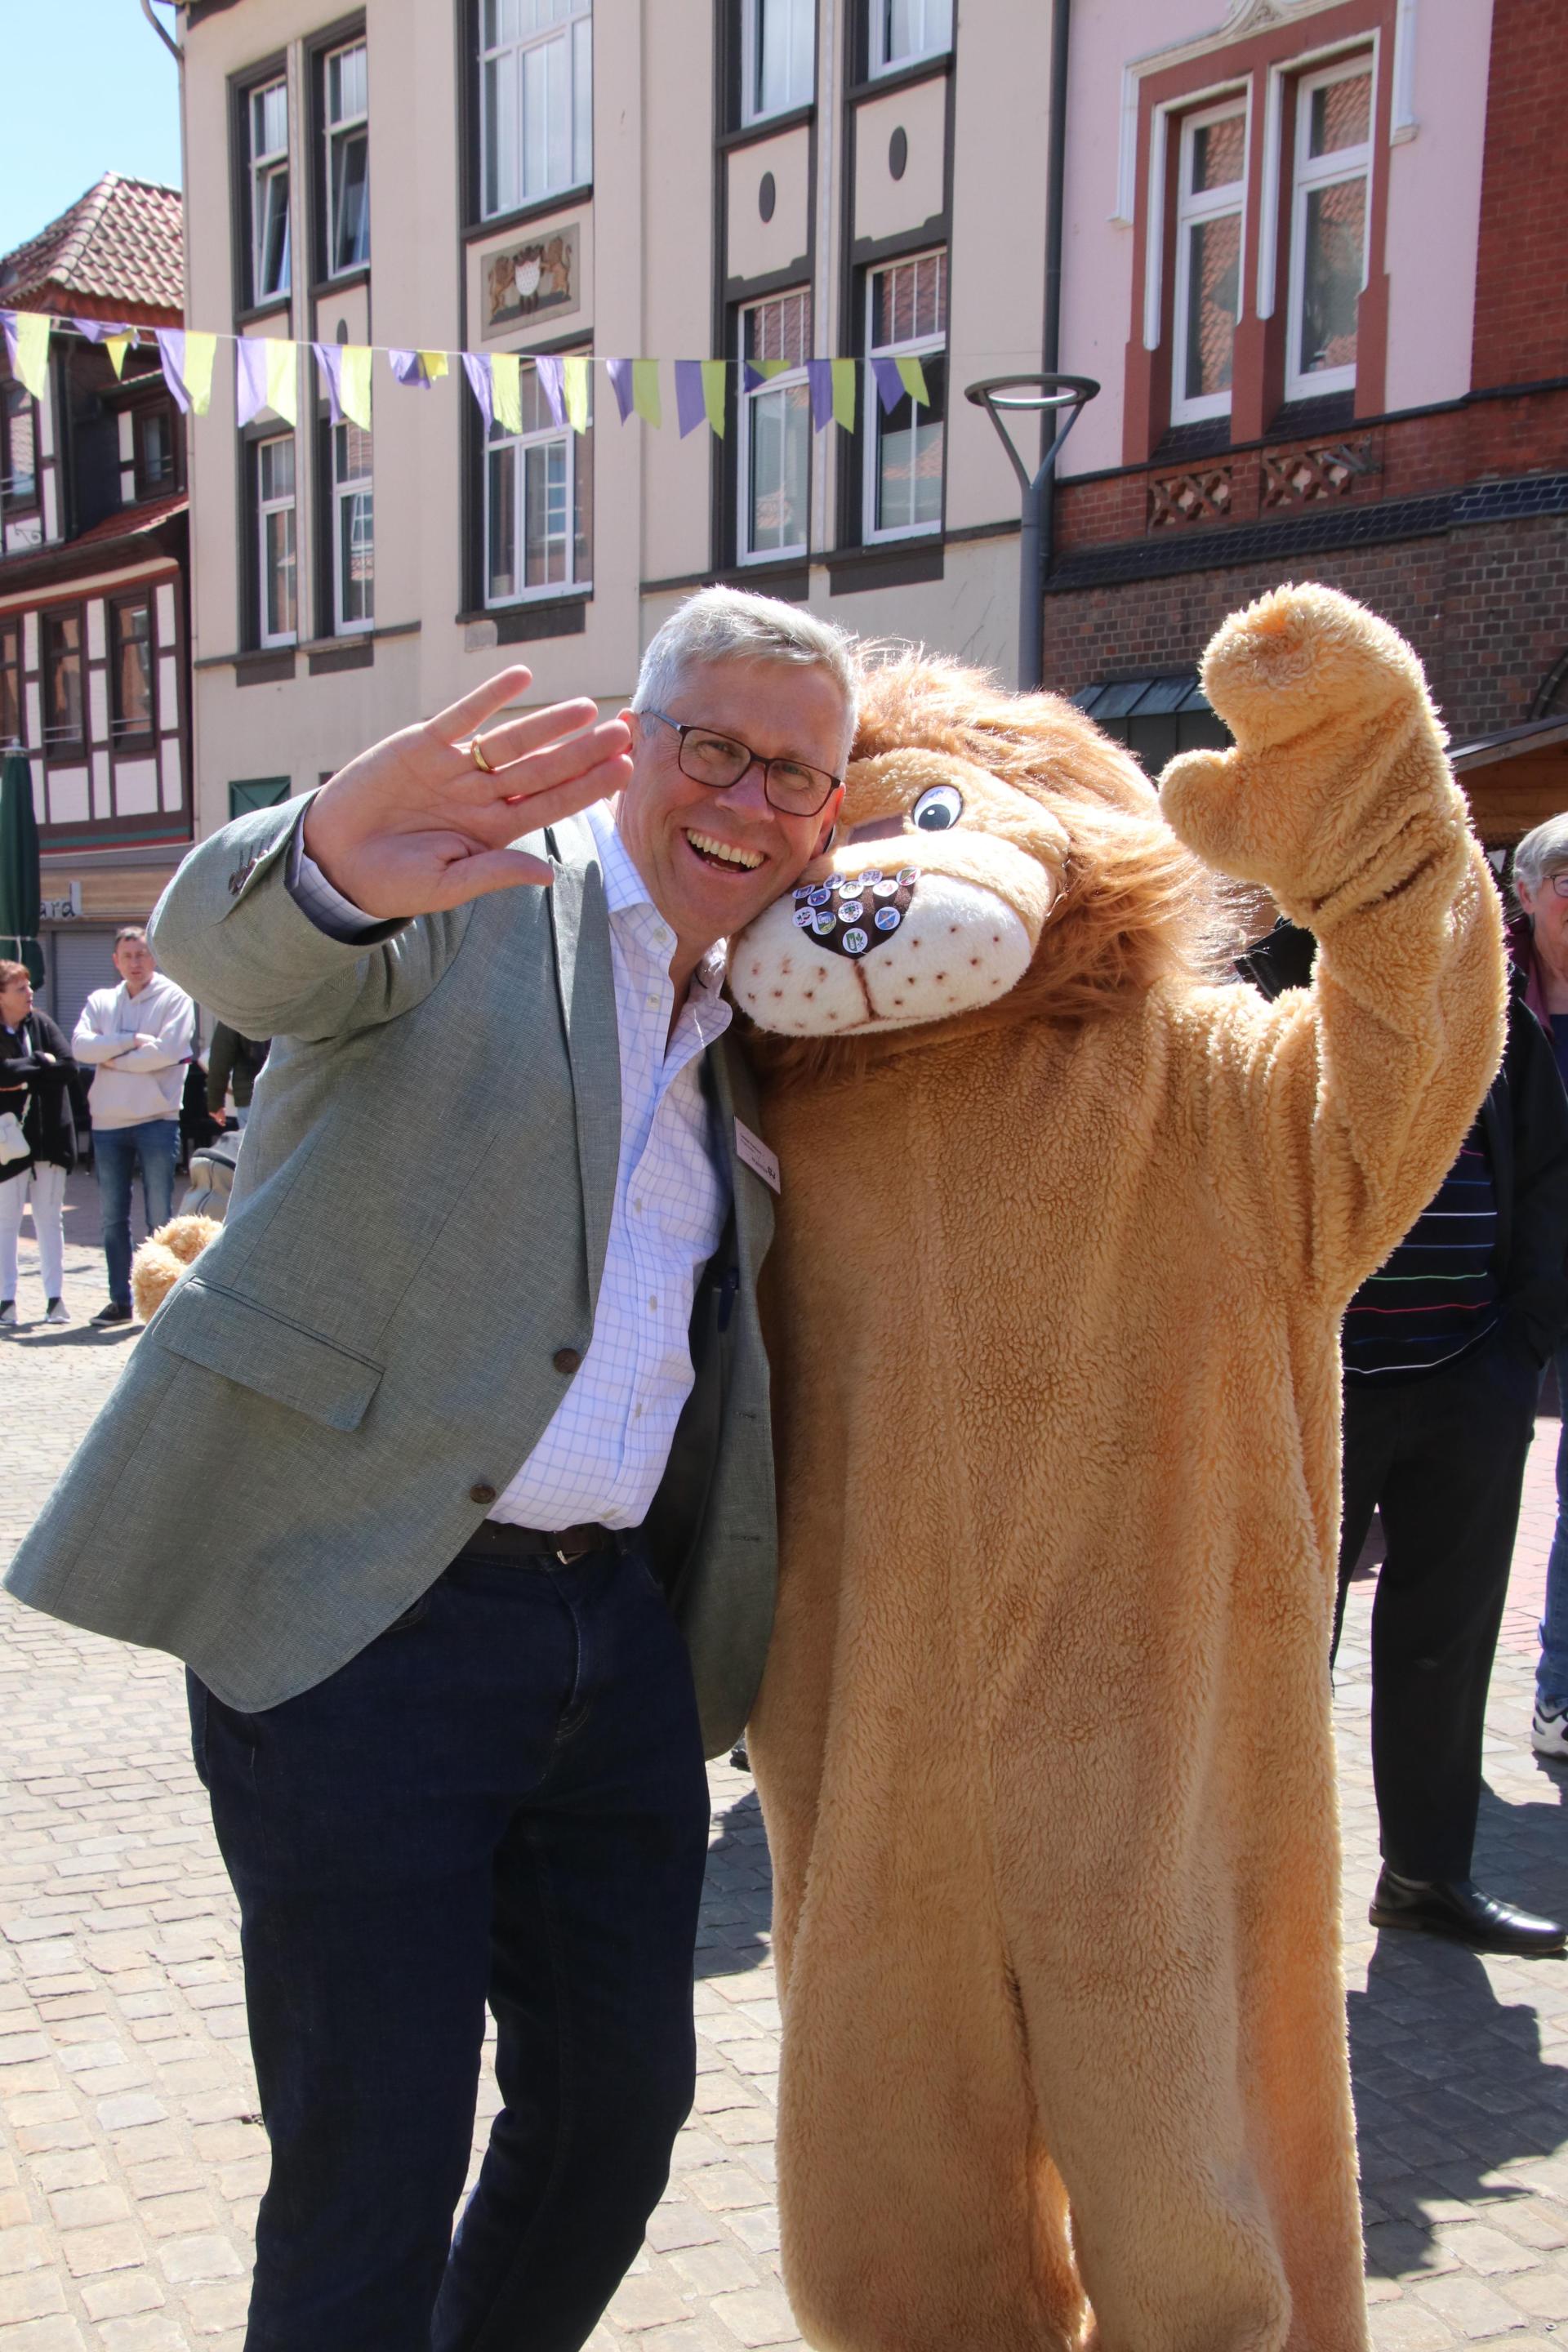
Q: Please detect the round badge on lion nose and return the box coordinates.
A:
[842,927,869,956]
[875,906,901,933]
[808,885,831,908]
[812,909,835,936]
[838,899,865,925]
[872,879,898,899]
[898,866,918,885]
[793,907,814,929]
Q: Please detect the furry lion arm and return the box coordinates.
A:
[1158,583,1506,1306]
[148,795,474,1045]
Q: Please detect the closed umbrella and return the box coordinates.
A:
[0,746,43,986]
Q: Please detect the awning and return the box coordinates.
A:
[1071,672,1214,720]
[1450,715,1568,849]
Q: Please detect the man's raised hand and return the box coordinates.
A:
[301,666,633,919]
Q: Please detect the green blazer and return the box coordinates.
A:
[3,798,777,1757]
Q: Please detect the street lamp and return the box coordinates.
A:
[964,372,1098,693]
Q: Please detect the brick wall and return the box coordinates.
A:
[1472,0,1568,390]
[1042,514,1568,742]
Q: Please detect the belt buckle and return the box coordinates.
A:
[552,1528,593,1566]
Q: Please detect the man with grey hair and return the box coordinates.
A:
[4,586,853,2352]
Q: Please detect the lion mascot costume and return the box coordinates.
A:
[728,584,1505,2352]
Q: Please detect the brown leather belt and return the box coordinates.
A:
[461,1519,617,1567]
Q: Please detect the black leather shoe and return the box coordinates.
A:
[1370,1866,1566,1955]
[90,1301,133,1326]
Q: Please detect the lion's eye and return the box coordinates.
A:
[912,783,964,831]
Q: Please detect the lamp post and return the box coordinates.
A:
[964,373,1098,693]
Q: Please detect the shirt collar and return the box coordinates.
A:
[585,797,730,1003]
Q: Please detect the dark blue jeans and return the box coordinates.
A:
[92,1116,178,1306]
[188,1540,711,2352]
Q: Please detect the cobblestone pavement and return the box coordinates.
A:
[1,1176,1566,2350]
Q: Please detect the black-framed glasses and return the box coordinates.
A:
[1550,872,1568,899]
[643,707,841,818]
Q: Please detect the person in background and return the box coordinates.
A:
[1244,915,1568,1954]
[0,960,89,1326]
[205,1020,270,1130]
[73,926,194,1326]
[1509,814,1568,1758]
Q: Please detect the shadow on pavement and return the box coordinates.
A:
[695,1786,773,1980]
[5,1325,140,1349]
[1351,1788,1568,2277]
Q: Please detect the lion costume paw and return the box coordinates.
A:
[130,1216,220,1324]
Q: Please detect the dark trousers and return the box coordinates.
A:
[189,1539,711,2352]
[1331,1332,1539,1880]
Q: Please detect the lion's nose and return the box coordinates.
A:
[789,866,920,960]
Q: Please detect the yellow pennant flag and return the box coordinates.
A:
[418,350,448,384]
[105,333,133,380]
[754,358,791,380]
[562,354,590,434]
[340,345,372,430]
[895,354,929,408]
[491,352,522,435]
[831,359,858,431]
[182,332,217,416]
[701,359,727,438]
[263,338,298,425]
[631,359,662,428]
[9,312,50,400]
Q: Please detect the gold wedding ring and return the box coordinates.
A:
[468,735,497,776]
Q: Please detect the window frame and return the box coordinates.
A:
[229,776,291,822]
[482,358,593,608]
[41,606,86,758]
[1168,96,1249,427]
[108,594,157,750]
[868,0,952,78]
[1283,52,1374,403]
[254,432,300,650]
[248,75,292,306]
[323,37,371,279]
[0,617,22,747]
[477,0,595,226]
[740,0,815,126]
[1,381,39,517]
[131,399,179,501]
[330,418,376,636]
[862,248,948,546]
[737,289,813,566]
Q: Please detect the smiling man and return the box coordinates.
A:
[4,586,853,2352]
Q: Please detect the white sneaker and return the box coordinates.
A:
[43,1298,69,1325]
[1531,1704,1568,1761]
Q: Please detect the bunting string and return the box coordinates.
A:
[0,307,935,444]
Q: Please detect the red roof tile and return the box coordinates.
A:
[70,492,189,549]
[0,176,183,327]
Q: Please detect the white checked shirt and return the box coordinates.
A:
[291,800,733,1530]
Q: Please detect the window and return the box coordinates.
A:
[133,403,176,499]
[870,0,951,75]
[1285,58,1372,400]
[479,0,593,221]
[0,621,21,746]
[1,383,37,512]
[332,421,375,633]
[742,0,813,122]
[256,434,298,646]
[42,612,84,752]
[1170,100,1245,425]
[250,78,291,305]
[864,250,947,541]
[325,41,370,275]
[738,292,811,562]
[109,599,155,742]
[484,360,591,604]
[229,777,290,820]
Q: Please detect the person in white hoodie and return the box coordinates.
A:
[73,927,195,1325]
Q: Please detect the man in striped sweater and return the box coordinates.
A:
[1243,920,1568,1954]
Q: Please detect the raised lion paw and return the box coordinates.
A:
[1200,582,1436,755]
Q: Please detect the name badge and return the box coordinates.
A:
[733,1117,781,1195]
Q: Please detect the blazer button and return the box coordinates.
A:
[553,1347,581,1375]
[469,1482,497,1506]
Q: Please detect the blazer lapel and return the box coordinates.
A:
[546,813,621,1315]
[710,1033,775,1294]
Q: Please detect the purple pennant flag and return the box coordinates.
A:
[312,343,345,425]
[389,348,432,390]
[155,329,193,415]
[534,354,565,426]
[871,356,905,415]
[605,358,635,424]
[461,352,494,432]
[674,361,706,439]
[806,359,833,431]
[73,318,134,345]
[235,337,269,427]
